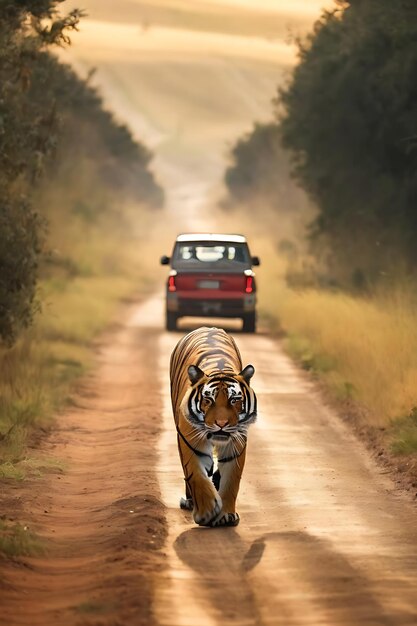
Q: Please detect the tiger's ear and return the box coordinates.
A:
[239,364,255,384]
[188,365,206,385]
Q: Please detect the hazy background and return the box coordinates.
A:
[63,0,330,228]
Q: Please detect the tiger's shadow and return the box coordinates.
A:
[174,528,394,626]
[174,527,265,624]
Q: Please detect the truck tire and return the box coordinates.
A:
[166,311,178,331]
[242,312,256,333]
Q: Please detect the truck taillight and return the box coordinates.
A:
[245,276,253,294]
[168,275,176,292]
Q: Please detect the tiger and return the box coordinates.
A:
[170,326,257,527]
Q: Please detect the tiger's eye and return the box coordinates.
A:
[201,397,212,409]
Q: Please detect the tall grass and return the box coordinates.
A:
[0,277,138,474]
[0,520,44,557]
[0,202,161,475]
[258,250,417,454]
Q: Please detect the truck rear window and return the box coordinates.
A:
[174,243,250,266]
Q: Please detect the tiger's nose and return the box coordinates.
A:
[215,419,228,429]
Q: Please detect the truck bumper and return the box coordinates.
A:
[166,293,256,317]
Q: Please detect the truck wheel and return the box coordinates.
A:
[166,311,178,331]
[242,313,256,333]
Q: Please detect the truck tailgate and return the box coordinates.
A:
[176,273,246,295]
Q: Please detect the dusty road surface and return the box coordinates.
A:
[2,294,417,626]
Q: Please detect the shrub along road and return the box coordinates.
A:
[1,294,417,626]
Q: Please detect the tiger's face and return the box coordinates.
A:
[185,365,257,446]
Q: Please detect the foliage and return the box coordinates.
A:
[29,53,163,208]
[0,1,75,343]
[226,124,286,204]
[226,0,417,287]
[258,255,417,425]
[279,0,417,285]
[0,264,149,469]
[0,519,44,557]
[0,1,162,344]
[390,408,417,456]
[224,122,311,222]
[0,203,42,343]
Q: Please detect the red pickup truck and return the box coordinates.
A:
[160,233,260,332]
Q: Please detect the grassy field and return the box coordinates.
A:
[0,206,160,481]
[0,519,45,557]
[257,246,417,457]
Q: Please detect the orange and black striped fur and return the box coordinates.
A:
[170,327,257,527]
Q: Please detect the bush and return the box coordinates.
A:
[0,202,43,343]
[280,0,417,284]
[0,1,163,343]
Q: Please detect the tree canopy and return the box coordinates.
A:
[280,0,417,284]
[225,0,417,287]
[0,1,163,343]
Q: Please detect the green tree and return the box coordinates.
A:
[0,1,82,342]
[279,0,417,284]
[224,122,311,225]
[0,1,163,343]
[225,123,290,205]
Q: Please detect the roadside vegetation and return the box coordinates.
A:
[258,270,417,426]
[225,0,417,465]
[0,519,44,557]
[0,0,164,492]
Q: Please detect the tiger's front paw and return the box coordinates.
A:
[193,492,222,526]
[180,497,193,511]
[210,512,240,527]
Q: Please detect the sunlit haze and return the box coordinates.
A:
[63,0,333,224]
[174,0,327,16]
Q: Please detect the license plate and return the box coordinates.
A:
[198,280,220,289]
[202,302,222,314]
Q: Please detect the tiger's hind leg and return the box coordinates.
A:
[179,479,193,510]
[212,469,221,491]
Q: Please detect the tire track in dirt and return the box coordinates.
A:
[0,302,167,626]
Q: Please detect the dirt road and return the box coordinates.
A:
[2,293,417,626]
[2,3,416,623]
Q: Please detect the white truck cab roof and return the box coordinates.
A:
[176,233,247,244]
